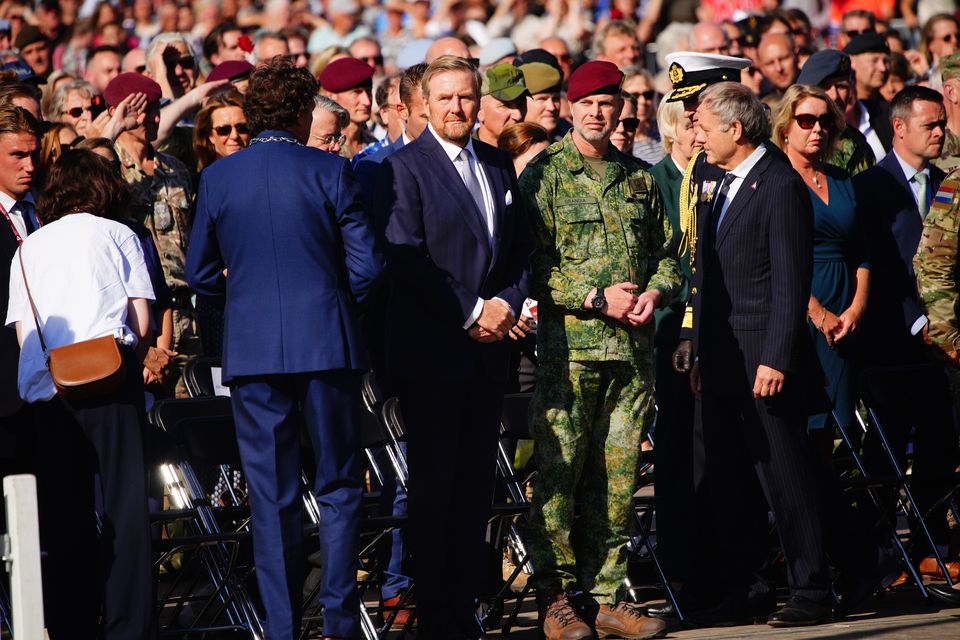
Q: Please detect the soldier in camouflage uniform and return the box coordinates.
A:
[797,49,876,177]
[933,53,960,174]
[108,72,202,398]
[521,60,678,640]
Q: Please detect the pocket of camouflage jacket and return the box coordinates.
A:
[557,200,602,259]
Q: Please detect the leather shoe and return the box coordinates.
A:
[928,583,960,606]
[767,597,832,628]
[595,602,667,639]
[539,591,593,640]
[919,557,960,581]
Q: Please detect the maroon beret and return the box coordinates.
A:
[319,57,374,93]
[566,60,624,103]
[103,72,162,107]
[206,60,253,84]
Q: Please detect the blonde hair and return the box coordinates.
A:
[656,94,685,154]
[421,55,481,99]
[771,84,845,157]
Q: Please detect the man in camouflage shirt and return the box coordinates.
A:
[107,72,202,398]
[933,53,960,174]
[797,49,876,177]
[520,60,677,640]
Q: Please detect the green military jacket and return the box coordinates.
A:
[827,125,875,177]
[117,141,195,291]
[915,170,960,358]
[932,127,960,174]
[520,132,681,363]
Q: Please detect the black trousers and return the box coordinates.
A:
[400,370,505,638]
[33,348,155,640]
[699,389,831,603]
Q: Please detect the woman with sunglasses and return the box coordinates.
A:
[919,13,960,70]
[192,89,249,357]
[621,67,663,165]
[48,79,98,137]
[773,84,869,454]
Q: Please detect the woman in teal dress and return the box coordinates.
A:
[774,85,871,456]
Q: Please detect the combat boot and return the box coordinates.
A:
[595,602,667,639]
[538,590,593,640]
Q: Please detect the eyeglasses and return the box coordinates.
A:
[312,133,346,146]
[360,55,384,66]
[793,113,833,130]
[618,117,639,130]
[844,28,876,38]
[65,106,91,118]
[631,90,656,101]
[213,123,249,136]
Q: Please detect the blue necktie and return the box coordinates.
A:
[17,201,36,235]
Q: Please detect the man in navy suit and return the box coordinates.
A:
[853,86,959,565]
[375,55,531,639]
[684,82,833,627]
[186,59,382,640]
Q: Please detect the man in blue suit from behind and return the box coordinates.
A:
[186,59,382,640]
[375,55,532,639]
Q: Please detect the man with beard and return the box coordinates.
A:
[521,59,678,640]
[798,49,876,176]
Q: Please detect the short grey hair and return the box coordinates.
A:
[698,82,770,145]
[146,32,195,64]
[48,79,95,119]
[314,94,349,129]
[254,30,287,59]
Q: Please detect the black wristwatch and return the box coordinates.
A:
[590,286,607,311]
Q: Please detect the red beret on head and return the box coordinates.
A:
[566,60,624,103]
[103,72,163,107]
[206,60,254,84]
[319,57,374,93]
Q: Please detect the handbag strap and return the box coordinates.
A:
[17,248,48,355]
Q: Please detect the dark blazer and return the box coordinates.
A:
[0,220,20,415]
[376,130,532,382]
[682,147,816,398]
[853,151,943,350]
[649,155,690,346]
[863,99,893,153]
[186,130,383,381]
[356,136,404,197]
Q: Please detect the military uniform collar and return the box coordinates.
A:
[115,140,174,176]
[558,131,624,178]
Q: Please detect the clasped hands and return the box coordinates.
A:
[583,282,661,327]
[468,299,516,343]
[143,346,178,385]
[812,303,862,349]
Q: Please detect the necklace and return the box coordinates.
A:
[812,172,821,188]
[250,135,301,146]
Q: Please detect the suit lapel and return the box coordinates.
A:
[417,134,492,256]
[715,152,772,248]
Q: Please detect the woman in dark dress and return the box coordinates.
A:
[774,84,870,456]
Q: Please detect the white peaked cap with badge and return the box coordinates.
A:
[663,51,752,102]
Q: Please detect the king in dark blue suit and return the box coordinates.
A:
[186,60,382,640]
[374,56,531,639]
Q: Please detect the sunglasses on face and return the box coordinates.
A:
[214,123,249,136]
[794,113,832,130]
[65,105,91,118]
[845,28,876,38]
[618,117,639,130]
[632,90,656,101]
[941,32,958,43]
[360,55,384,66]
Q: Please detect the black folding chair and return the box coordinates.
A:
[150,396,264,638]
[182,357,226,399]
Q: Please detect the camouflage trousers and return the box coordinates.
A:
[527,358,655,601]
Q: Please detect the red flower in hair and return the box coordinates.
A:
[238,34,254,53]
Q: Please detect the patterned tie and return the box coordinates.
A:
[455,148,490,240]
[914,172,929,219]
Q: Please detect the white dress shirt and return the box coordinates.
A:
[0,190,37,240]
[715,143,767,230]
[892,150,931,336]
[426,125,510,329]
[857,101,888,164]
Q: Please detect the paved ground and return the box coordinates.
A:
[469,591,960,639]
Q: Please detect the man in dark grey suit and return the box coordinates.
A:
[682,82,833,627]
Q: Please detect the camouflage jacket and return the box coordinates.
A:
[915,171,960,358]
[932,127,960,175]
[520,132,681,363]
[117,141,195,291]
[827,125,875,177]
